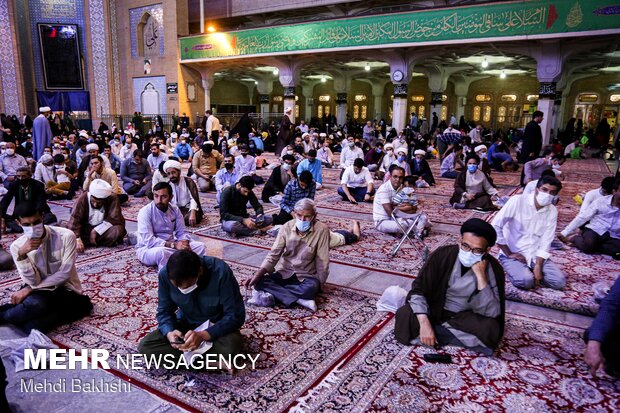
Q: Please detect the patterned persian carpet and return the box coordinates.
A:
[292,316,620,413]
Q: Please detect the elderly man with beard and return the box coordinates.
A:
[192,140,223,192]
[68,179,126,253]
[136,182,206,270]
[163,160,204,227]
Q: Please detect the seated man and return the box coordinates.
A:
[136,182,206,270]
[78,143,111,182]
[261,154,296,203]
[316,140,334,168]
[1,201,93,332]
[579,176,615,211]
[245,198,329,312]
[192,141,223,192]
[439,145,464,179]
[584,276,620,378]
[297,149,323,189]
[364,142,385,174]
[173,137,193,162]
[523,150,560,185]
[339,136,364,171]
[147,142,168,171]
[120,150,152,197]
[373,166,428,237]
[491,175,566,290]
[83,155,129,204]
[559,178,620,259]
[450,153,499,210]
[103,145,122,173]
[338,158,375,203]
[220,176,273,236]
[487,138,517,172]
[163,160,204,227]
[0,167,57,233]
[137,250,245,367]
[67,179,126,253]
[0,142,28,188]
[235,145,261,183]
[214,155,240,205]
[273,171,316,225]
[394,218,505,355]
[45,154,75,199]
[409,149,435,186]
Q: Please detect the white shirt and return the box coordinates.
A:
[235,154,256,176]
[561,195,619,239]
[339,146,364,169]
[341,165,372,188]
[564,142,577,156]
[491,194,557,263]
[119,143,138,161]
[147,152,168,170]
[469,128,482,143]
[34,163,56,184]
[523,179,537,196]
[206,115,221,137]
[373,181,398,223]
[581,187,606,212]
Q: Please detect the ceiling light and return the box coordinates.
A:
[272,68,279,75]
[365,64,370,71]
[500,71,506,79]
[207,26,216,33]
[254,81,258,85]
[321,76,326,83]
[481,58,489,69]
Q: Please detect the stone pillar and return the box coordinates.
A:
[283,87,296,124]
[537,82,557,146]
[430,92,444,130]
[454,96,466,121]
[336,93,347,126]
[200,69,215,113]
[301,83,316,122]
[392,84,408,134]
[259,94,270,117]
[552,91,562,136]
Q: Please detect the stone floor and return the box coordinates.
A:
[2,155,618,412]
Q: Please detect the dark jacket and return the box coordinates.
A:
[0,179,51,217]
[521,120,543,163]
[408,158,436,185]
[220,184,263,222]
[67,192,126,238]
[261,165,291,202]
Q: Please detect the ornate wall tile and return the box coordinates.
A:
[0,0,21,114]
[88,0,110,116]
[129,4,164,59]
[109,0,122,113]
[133,76,167,114]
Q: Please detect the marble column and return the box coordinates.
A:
[336,93,347,126]
[537,82,557,146]
[259,94,270,117]
[392,84,408,134]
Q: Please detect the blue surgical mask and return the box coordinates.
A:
[398,155,406,162]
[467,164,478,173]
[376,149,382,153]
[458,248,483,267]
[295,219,311,232]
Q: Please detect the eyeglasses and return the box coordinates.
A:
[460,242,486,256]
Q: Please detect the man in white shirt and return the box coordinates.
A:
[119,136,138,161]
[205,110,221,146]
[136,182,206,270]
[559,179,620,259]
[373,166,427,235]
[338,158,374,203]
[491,175,566,290]
[235,145,257,178]
[339,136,364,170]
[163,160,203,227]
[298,120,309,134]
[579,177,615,212]
[3,201,92,332]
[317,140,334,168]
[147,142,168,170]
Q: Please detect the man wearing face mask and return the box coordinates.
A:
[450,153,499,210]
[364,142,385,176]
[262,154,296,203]
[2,201,92,333]
[297,149,323,190]
[272,171,316,225]
[0,167,57,233]
[245,198,329,312]
[68,179,126,253]
[491,175,566,290]
[220,176,272,236]
[409,149,435,186]
[192,141,223,192]
[394,147,411,175]
[523,150,564,185]
[394,218,505,355]
[0,142,28,188]
[163,160,204,227]
[136,182,206,270]
[339,136,364,173]
[215,155,240,205]
[119,136,138,162]
[173,137,193,162]
[317,140,334,168]
[138,250,245,365]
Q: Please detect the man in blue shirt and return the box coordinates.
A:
[297,149,323,189]
[138,250,245,365]
[584,276,620,377]
[173,138,193,162]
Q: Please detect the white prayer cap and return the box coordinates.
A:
[79,130,89,139]
[474,145,487,153]
[163,160,182,171]
[205,140,214,145]
[302,133,310,138]
[196,128,203,132]
[89,179,113,199]
[39,106,51,113]
[384,143,394,149]
[396,147,407,155]
[319,133,326,137]
[170,132,178,138]
[39,154,53,163]
[414,149,426,156]
[86,143,99,152]
[285,107,292,113]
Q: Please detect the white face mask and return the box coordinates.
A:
[536,191,555,207]
[282,163,291,171]
[178,283,198,295]
[6,149,14,156]
[458,248,483,267]
[22,222,44,239]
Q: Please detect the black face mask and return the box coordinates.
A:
[18,178,30,187]
[202,145,213,154]
[241,152,248,157]
[224,163,234,170]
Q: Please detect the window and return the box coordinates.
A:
[388,107,393,119]
[501,94,517,102]
[475,94,492,102]
[324,105,331,116]
[441,106,448,121]
[317,105,323,118]
[577,93,598,103]
[418,105,425,118]
[526,94,539,102]
[361,105,367,120]
[295,96,299,101]
[483,106,492,122]
[498,106,506,123]
[610,94,620,102]
[319,95,330,102]
[411,95,425,102]
[473,106,481,121]
[273,96,283,102]
[410,105,417,115]
[295,105,299,117]
[442,94,447,102]
[353,105,359,119]
[354,95,367,101]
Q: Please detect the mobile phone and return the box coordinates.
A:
[423,353,452,364]
[173,338,185,344]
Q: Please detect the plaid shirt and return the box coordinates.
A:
[438,131,462,145]
[280,179,316,213]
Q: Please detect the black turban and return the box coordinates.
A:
[460,218,497,247]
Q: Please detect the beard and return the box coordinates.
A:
[155,203,169,212]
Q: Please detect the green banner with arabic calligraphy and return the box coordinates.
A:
[180,1,620,61]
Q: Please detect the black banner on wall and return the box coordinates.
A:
[38,23,84,90]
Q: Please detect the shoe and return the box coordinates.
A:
[6,220,23,233]
[296,298,317,312]
[247,289,275,307]
[453,202,466,209]
[267,225,282,237]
